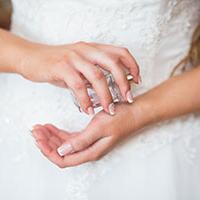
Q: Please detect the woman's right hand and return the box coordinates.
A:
[17,41,140,115]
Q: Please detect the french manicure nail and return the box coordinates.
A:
[87,106,94,116]
[108,102,115,116]
[126,90,134,103]
[57,143,73,156]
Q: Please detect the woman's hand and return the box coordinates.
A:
[0,29,140,115]
[18,41,140,115]
[31,66,200,168]
[31,103,141,168]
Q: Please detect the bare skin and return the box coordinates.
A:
[32,66,200,168]
[1,28,200,168]
[0,28,140,115]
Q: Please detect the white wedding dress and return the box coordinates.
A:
[0,0,200,199]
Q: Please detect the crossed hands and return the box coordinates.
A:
[25,41,142,168]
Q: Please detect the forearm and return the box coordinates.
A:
[0,28,32,73]
[132,66,200,130]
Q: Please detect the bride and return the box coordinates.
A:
[0,0,200,200]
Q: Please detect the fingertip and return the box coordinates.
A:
[102,100,116,116]
[80,104,94,115]
[129,62,140,84]
[31,129,46,141]
[101,92,114,115]
[87,106,95,116]
[32,124,42,131]
[108,102,115,116]
[126,90,134,104]
[131,73,140,84]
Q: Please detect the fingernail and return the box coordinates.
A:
[57,143,73,156]
[126,90,134,103]
[87,106,95,116]
[108,103,115,116]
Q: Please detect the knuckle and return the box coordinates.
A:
[93,69,104,81]
[70,80,85,90]
[68,51,79,60]
[72,138,88,151]
[109,57,120,67]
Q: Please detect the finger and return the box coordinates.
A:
[96,57,132,103]
[32,124,51,138]
[36,140,65,168]
[32,126,62,148]
[43,124,60,133]
[48,139,60,150]
[33,124,66,166]
[74,44,132,103]
[72,57,114,115]
[36,139,52,156]
[43,124,71,141]
[56,127,104,156]
[32,129,48,141]
[49,135,63,147]
[58,61,93,115]
[34,126,72,168]
[61,136,112,167]
[108,61,133,103]
[66,71,93,114]
[91,43,141,83]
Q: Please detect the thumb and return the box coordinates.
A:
[57,130,101,157]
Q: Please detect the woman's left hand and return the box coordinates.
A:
[31,103,141,168]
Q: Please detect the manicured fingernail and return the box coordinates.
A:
[57,143,73,156]
[126,90,134,103]
[87,106,94,116]
[108,103,115,116]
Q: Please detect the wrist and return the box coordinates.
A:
[10,39,36,75]
[130,93,158,131]
[0,29,38,75]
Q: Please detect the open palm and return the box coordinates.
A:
[32,103,136,168]
[32,124,74,167]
